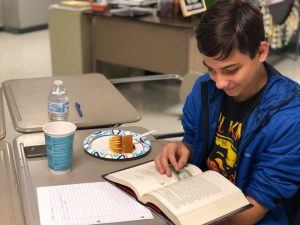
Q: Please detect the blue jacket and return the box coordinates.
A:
[182,63,300,224]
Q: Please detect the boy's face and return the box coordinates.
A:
[203,42,269,102]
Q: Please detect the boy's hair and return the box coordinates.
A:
[196,0,265,60]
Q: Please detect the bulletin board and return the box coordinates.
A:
[179,0,206,17]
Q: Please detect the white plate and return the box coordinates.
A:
[83,129,151,160]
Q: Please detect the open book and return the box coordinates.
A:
[104,161,252,225]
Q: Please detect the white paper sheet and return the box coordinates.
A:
[37,182,153,225]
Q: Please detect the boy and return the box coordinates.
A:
[155,0,300,224]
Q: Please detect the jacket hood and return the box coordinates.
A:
[254,63,300,123]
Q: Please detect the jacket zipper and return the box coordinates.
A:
[236,114,270,179]
[200,82,210,169]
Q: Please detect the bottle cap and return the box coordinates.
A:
[54,80,63,86]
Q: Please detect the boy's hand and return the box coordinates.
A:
[154,142,191,177]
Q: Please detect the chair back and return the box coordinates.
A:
[179,71,202,102]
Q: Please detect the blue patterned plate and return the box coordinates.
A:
[83,129,151,160]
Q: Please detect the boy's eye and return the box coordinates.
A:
[223,67,239,74]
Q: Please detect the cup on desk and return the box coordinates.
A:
[42,121,77,175]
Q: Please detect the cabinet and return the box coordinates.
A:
[48,5,93,76]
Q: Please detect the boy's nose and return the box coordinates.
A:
[215,74,229,90]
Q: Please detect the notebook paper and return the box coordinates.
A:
[37,182,153,225]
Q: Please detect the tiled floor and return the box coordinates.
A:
[0,30,52,82]
[0,29,300,143]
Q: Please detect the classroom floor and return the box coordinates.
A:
[0,29,300,143]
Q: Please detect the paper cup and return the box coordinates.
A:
[43,121,76,175]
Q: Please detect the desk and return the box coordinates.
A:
[48,5,206,76]
[2,74,141,133]
[0,87,6,139]
[13,127,167,225]
[90,13,206,75]
[0,141,25,225]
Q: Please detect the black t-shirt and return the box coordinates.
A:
[207,89,264,183]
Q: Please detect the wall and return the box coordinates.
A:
[18,0,54,28]
[2,0,19,29]
[2,0,59,30]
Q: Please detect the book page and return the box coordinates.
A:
[105,161,202,201]
[36,182,153,225]
[144,171,249,225]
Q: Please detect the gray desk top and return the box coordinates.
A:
[0,88,5,139]
[2,74,141,133]
[13,126,168,225]
[0,141,25,225]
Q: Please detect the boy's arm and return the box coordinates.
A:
[219,196,268,225]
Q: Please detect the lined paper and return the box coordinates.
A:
[37,182,153,225]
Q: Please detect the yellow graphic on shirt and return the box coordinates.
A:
[215,134,237,168]
[207,113,242,183]
[229,120,242,141]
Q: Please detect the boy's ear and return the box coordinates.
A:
[257,41,269,62]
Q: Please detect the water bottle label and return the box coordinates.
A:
[48,102,69,113]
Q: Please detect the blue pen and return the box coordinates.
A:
[75,102,83,117]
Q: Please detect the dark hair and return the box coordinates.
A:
[196,0,265,60]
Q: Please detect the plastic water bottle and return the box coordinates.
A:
[48,80,69,122]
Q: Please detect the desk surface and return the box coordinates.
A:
[84,10,200,30]
[0,141,25,225]
[0,88,5,139]
[13,126,167,225]
[2,74,141,133]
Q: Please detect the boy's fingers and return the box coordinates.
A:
[177,154,188,170]
[154,155,165,174]
[168,150,179,171]
[155,142,184,176]
[156,146,170,175]
[176,143,190,169]
[160,154,171,176]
